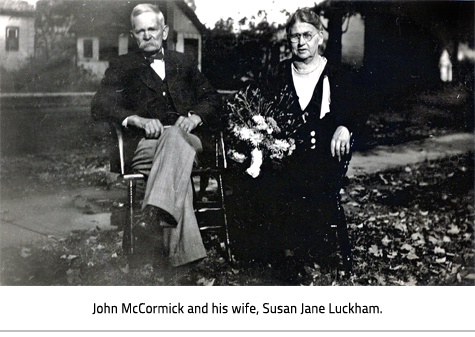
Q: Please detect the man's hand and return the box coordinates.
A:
[330,125,351,162]
[175,114,202,133]
[127,115,164,138]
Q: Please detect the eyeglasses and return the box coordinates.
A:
[289,32,316,43]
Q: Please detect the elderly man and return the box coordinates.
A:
[91,3,220,267]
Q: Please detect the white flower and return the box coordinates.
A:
[265,117,280,134]
[232,126,263,146]
[227,85,301,176]
[247,130,264,147]
[274,139,290,150]
[252,115,266,124]
[288,139,296,156]
[269,139,296,159]
[246,148,263,178]
[228,150,247,163]
[252,115,269,131]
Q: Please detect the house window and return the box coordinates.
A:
[184,38,198,62]
[83,39,93,58]
[6,26,19,52]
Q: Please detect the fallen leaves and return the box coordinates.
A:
[368,245,382,257]
[20,248,31,258]
[196,277,215,286]
[1,151,473,286]
[406,251,419,260]
[464,274,475,280]
[120,264,129,274]
[66,268,81,285]
[387,251,398,259]
[447,225,460,235]
[435,257,446,264]
[60,254,78,260]
[381,235,392,246]
[391,275,418,286]
[344,152,474,286]
[394,222,408,232]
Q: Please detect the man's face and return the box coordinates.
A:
[131,12,169,54]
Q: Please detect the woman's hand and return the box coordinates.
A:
[331,125,351,162]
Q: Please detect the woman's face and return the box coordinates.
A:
[289,21,323,62]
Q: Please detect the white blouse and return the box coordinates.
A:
[291,57,331,119]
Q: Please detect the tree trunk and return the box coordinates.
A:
[325,10,343,66]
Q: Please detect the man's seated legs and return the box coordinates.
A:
[131,126,207,267]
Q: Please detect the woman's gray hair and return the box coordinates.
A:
[130,3,165,28]
[286,7,323,34]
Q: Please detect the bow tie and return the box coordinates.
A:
[145,51,164,63]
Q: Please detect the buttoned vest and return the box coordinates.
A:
[146,67,178,125]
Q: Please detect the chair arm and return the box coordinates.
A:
[340,136,355,180]
[112,123,126,175]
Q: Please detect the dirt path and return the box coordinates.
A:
[1,132,473,249]
[0,186,123,249]
[348,132,474,177]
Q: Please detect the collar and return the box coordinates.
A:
[144,48,165,63]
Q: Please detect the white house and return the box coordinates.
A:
[74,0,206,79]
[0,0,35,71]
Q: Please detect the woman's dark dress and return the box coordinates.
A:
[262,58,356,256]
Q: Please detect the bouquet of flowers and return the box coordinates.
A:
[225,85,302,178]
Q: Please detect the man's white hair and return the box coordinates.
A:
[130,3,165,28]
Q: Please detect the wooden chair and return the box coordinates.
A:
[333,139,354,273]
[113,124,233,262]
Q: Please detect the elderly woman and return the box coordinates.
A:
[263,8,360,272]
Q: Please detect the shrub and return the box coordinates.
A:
[1,57,101,93]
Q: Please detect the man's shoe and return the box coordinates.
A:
[155,207,178,228]
[133,205,178,239]
[133,205,161,239]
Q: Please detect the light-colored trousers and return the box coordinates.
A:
[131,126,207,266]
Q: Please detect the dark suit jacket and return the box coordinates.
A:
[91,50,221,173]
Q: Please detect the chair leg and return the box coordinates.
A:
[123,179,136,255]
[191,176,198,211]
[217,172,233,263]
[198,172,210,200]
[335,200,352,273]
[337,224,352,272]
[193,172,234,263]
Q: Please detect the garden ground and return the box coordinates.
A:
[0,83,473,286]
